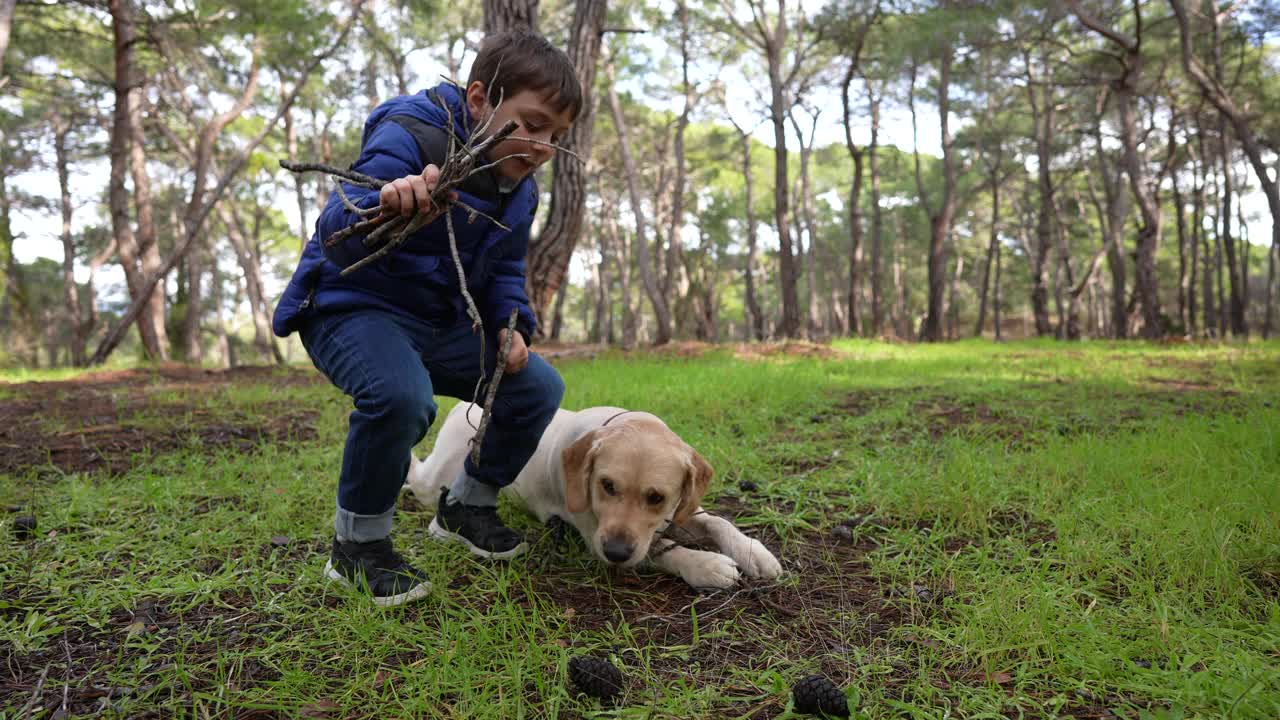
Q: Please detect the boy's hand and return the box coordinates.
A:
[378,165,451,219]
[498,328,528,374]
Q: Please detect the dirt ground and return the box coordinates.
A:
[0,365,323,477]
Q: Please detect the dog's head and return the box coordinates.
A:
[560,417,713,568]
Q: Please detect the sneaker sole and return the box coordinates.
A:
[428,517,528,560]
[323,560,431,607]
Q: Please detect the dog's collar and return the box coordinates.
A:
[601,410,639,427]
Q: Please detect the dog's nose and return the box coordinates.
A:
[602,538,634,564]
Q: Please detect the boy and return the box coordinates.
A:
[272,31,581,606]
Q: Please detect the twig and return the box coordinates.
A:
[444,210,481,328]
[19,665,49,718]
[454,199,511,231]
[324,215,386,248]
[280,161,384,190]
[470,309,520,466]
[361,214,409,249]
[60,633,71,715]
[470,152,534,177]
[504,136,584,162]
[334,181,380,216]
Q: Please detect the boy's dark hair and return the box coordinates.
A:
[467,30,583,121]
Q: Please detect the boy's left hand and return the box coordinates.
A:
[498,329,528,374]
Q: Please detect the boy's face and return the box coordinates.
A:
[465,81,575,184]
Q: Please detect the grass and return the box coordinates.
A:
[2,340,1278,718]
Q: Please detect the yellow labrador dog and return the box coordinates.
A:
[405,405,783,589]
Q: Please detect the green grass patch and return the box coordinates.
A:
[3,341,1278,718]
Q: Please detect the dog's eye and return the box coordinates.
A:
[646,491,664,506]
[601,478,616,496]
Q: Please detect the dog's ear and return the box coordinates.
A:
[673,449,714,526]
[561,430,598,514]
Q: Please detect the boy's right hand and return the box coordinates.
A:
[378,164,450,219]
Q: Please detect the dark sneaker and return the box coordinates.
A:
[324,538,431,606]
[428,488,527,559]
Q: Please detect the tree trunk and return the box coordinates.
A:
[920,47,956,342]
[975,165,1000,337]
[591,220,609,344]
[285,103,310,246]
[606,60,671,345]
[1118,89,1164,338]
[1070,1,1169,338]
[109,0,168,361]
[868,80,884,336]
[945,253,963,340]
[76,241,114,362]
[733,124,764,342]
[993,236,1003,341]
[766,4,799,338]
[1092,119,1130,340]
[612,217,637,350]
[484,0,537,33]
[1173,165,1189,334]
[183,244,206,363]
[128,88,172,361]
[1057,194,1080,339]
[526,0,605,328]
[663,0,692,320]
[181,47,261,363]
[789,108,823,339]
[1266,231,1277,339]
[54,116,86,367]
[549,278,568,341]
[892,212,909,338]
[210,251,230,369]
[1189,136,1203,336]
[1215,184,1227,337]
[1024,52,1054,337]
[842,61,865,337]
[218,200,283,364]
[0,0,17,79]
[1239,173,1251,326]
[1204,164,1218,336]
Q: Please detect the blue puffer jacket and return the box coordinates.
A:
[272,82,538,342]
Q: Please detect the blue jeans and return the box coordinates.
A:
[301,309,564,540]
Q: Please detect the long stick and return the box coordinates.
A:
[470,309,520,467]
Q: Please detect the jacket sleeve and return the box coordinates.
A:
[317,121,437,269]
[483,220,538,345]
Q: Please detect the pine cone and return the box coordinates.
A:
[567,655,623,702]
[792,674,848,717]
[13,515,36,540]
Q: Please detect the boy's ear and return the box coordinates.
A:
[465,81,491,120]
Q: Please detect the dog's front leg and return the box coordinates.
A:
[648,539,741,590]
[684,513,783,580]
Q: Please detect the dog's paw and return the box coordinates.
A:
[677,550,741,590]
[729,538,783,580]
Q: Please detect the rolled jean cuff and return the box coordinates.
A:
[334,502,395,543]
